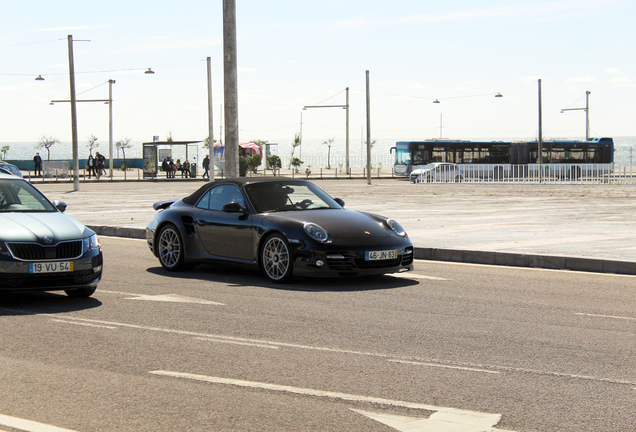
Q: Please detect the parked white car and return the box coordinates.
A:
[410,162,464,183]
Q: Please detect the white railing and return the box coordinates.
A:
[408,163,636,184]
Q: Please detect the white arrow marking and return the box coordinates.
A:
[149,370,510,431]
[351,409,517,432]
[99,290,224,305]
[0,413,81,432]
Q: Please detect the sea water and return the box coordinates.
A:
[3,136,636,169]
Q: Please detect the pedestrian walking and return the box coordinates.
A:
[33,153,42,176]
[87,154,95,178]
[202,155,210,179]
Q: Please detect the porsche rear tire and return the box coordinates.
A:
[261,234,293,283]
[157,224,186,271]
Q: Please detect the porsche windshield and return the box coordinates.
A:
[245,182,341,213]
[0,179,57,212]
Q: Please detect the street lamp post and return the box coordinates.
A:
[561,91,591,141]
[303,87,350,174]
[108,79,115,178]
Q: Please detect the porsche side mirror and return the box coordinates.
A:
[53,200,67,213]
[222,202,248,214]
[334,198,345,208]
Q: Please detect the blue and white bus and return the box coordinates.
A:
[391,137,614,181]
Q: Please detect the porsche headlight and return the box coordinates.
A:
[83,234,101,253]
[386,218,407,237]
[304,223,329,243]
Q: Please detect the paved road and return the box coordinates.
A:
[1,237,634,431]
[34,176,636,274]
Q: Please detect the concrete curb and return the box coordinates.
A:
[414,248,636,276]
[88,225,636,277]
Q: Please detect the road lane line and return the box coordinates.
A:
[49,319,117,329]
[390,273,449,281]
[575,312,636,321]
[194,337,280,349]
[0,414,80,432]
[388,359,501,374]
[148,370,505,430]
[25,315,636,388]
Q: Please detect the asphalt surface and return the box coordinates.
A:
[30,171,636,276]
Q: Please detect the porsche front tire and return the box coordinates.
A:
[261,234,293,283]
[157,224,186,271]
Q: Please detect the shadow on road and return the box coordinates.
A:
[145,263,420,292]
[0,291,102,316]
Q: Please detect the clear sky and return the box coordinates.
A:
[1,0,635,150]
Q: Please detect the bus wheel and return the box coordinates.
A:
[570,166,581,181]
[455,175,463,183]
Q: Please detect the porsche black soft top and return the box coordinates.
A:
[181,177,311,206]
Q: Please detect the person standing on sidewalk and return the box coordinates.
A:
[33,153,42,177]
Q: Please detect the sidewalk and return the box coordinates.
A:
[33,171,636,276]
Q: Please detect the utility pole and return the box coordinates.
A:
[561,91,591,141]
[538,79,543,183]
[207,56,215,182]
[68,35,79,191]
[366,71,372,185]
[108,79,115,179]
[223,0,239,177]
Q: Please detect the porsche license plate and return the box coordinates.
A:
[365,250,397,261]
[29,261,73,273]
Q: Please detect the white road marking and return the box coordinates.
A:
[98,290,225,305]
[351,409,517,432]
[194,337,280,349]
[0,414,81,432]
[49,319,117,329]
[149,370,508,431]
[575,312,636,321]
[31,315,636,388]
[390,273,449,281]
[388,359,501,374]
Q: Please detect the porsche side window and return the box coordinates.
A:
[202,185,245,211]
[196,191,211,209]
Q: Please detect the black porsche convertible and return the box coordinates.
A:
[146,178,413,282]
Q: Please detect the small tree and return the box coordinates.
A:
[290,157,304,173]
[246,153,262,172]
[267,155,281,175]
[37,136,59,161]
[288,133,301,168]
[86,135,99,155]
[117,138,133,170]
[0,145,9,160]
[323,137,334,169]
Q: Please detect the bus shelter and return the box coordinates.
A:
[142,140,203,179]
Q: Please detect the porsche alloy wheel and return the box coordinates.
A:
[158,224,186,271]
[261,234,293,283]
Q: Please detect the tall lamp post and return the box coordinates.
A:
[561,91,591,141]
[50,80,115,179]
[303,87,350,174]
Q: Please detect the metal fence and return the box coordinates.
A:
[408,163,636,185]
[43,161,70,179]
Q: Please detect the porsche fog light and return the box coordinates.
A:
[316,260,325,267]
[387,218,407,237]
[304,223,329,243]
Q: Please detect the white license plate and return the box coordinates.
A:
[365,250,397,261]
[29,261,74,273]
